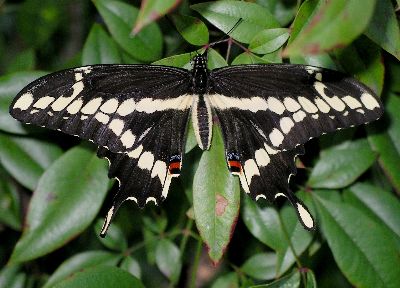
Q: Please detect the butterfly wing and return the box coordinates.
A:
[10,65,192,153]
[98,107,189,237]
[215,109,314,230]
[209,64,383,151]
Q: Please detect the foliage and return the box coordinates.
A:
[0,0,399,287]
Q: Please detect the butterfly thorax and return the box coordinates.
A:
[191,54,213,150]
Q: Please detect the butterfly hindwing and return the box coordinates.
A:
[209,64,383,151]
[10,65,192,153]
[98,108,190,236]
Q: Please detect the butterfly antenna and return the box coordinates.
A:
[208,18,243,49]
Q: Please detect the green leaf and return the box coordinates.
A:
[285,0,376,57]
[94,219,127,251]
[44,251,122,288]
[242,197,283,251]
[153,52,192,68]
[208,48,228,69]
[241,253,276,280]
[0,265,22,288]
[364,0,400,61]
[191,1,280,44]
[249,270,300,288]
[120,256,141,279]
[155,239,181,280]
[0,135,63,190]
[256,0,297,27]
[171,14,209,46]
[249,28,289,54]
[0,71,48,134]
[308,139,377,189]
[94,0,162,62]
[10,146,109,263]
[53,266,144,288]
[232,53,269,65]
[193,125,240,264]
[345,183,400,243]
[314,191,400,288]
[82,24,122,65]
[276,202,313,276]
[304,270,317,288]
[133,0,182,34]
[210,272,239,288]
[368,94,400,192]
[335,37,384,95]
[0,172,21,230]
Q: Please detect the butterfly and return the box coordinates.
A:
[10,51,383,237]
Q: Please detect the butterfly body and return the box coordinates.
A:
[10,53,383,236]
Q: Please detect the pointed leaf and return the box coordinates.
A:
[232,53,269,65]
[191,1,279,43]
[171,14,209,46]
[193,126,240,264]
[285,0,376,56]
[94,0,162,62]
[249,270,300,288]
[364,0,400,61]
[0,135,63,190]
[53,266,144,288]
[153,52,192,68]
[249,28,289,54]
[44,251,122,288]
[309,139,377,189]
[10,146,109,263]
[120,256,141,279]
[82,24,121,65]
[0,71,47,134]
[0,172,21,230]
[155,239,181,279]
[241,252,276,280]
[345,183,400,242]
[133,0,182,34]
[211,272,239,288]
[314,191,400,288]
[208,48,228,69]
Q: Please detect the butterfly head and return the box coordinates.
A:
[191,53,209,94]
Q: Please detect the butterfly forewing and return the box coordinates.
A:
[209,64,383,152]
[10,65,192,153]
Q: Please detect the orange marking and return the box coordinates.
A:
[229,160,241,169]
[169,162,181,171]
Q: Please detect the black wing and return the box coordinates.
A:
[10,65,192,153]
[209,64,383,151]
[98,108,189,237]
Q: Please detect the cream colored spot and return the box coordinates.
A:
[361,93,380,110]
[342,96,362,109]
[101,99,119,114]
[162,175,172,198]
[109,119,124,136]
[33,96,55,109]
[314,82,346,111]
[75,73,83,81]
[95,112,110,124]
[274,193,286,199]
[239,174,250,193]
[51,82,84,111]
[67,99,83,114]
[264,143,279,155]
[120,130,136,148]
[255,148,270,167]
[138,151,154,171]
[117,99,136,116]
[280,117,295,134]
[283,97,301,112]
[151,160,167,182]
[81,97,102,114]
[343,111,349,116]
[127,196,138,203]
[207,94,268,112]
[312,114,319,119]
[244,159,260,184]
[127,145,143,159]
[297,203,314,229]
[315,72,322,81]
[13,93,34,110]
[356,109,365,114]
[136,95,191,113]
[293,111,306,122]
[267,97,285,115]
[269,128,284,146]
[306,66,320,74]
[81,115,88,120]
[146,197,157,204]
[315,97,330,113]
[298,96,318,113]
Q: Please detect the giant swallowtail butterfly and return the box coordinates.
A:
[10,51,383,237]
